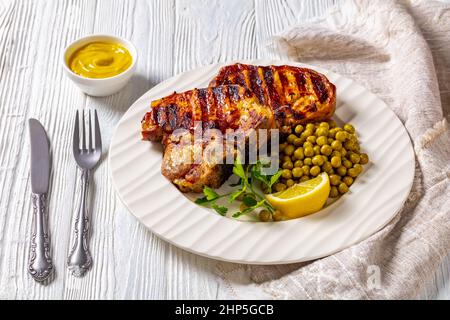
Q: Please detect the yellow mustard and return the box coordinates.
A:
[69,41,132,78]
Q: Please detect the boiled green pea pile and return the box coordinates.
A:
[276,121,369,198]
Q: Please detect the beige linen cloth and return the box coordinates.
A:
[216,0,450,299]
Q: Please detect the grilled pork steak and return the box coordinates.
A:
[210,64,336,131]
[141,64,336,193]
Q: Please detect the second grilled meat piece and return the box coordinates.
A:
[210,63,336,130]
[142,85,274,192]
[142,85,275,142]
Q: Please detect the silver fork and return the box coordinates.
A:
[68,109,102,277]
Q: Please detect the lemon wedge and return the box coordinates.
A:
[266,173,330,219]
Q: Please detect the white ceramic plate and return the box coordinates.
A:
[109,60,414,264]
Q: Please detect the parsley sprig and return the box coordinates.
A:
[195,156,282,218]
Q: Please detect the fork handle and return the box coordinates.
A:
[67,169,92,277]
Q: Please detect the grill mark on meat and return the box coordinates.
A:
[305,103,318,113]
[310,72,328,103]
[204,87,217,130]
[294,72,307,93]
[197,88,207,121]
[212,86,225,131]
[249,66,265,105]
[166,103,179,130]
[227,85,240,103]
[154,105,167,129]
[262,66,281,112]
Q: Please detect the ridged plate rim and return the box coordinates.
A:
[109,59,415,264]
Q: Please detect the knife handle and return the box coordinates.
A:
[28,193,53,282]
[67,169,92,277]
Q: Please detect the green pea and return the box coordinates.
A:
[331,140,342,150]
[331,150,341,158]
[344,124,355,134]
[310,166,321,176]
[322,161,333,174]
[316,136,328,146]
[319,122,330,129]
[287,134,297,143]
[344,141,357,151]
[328,128,337,138]
[284,145,294,156]
[299,175,310,182]
[349,153,361,164]
[282,169,292,179]
[282,161,293,170]
[303,129,314,137]
[281,156,292,163]
[294,125,304,135]
[343,159,352,169]
[304,146,314,157]
[348,134,358,142]
[279,143,286,152]
[329,186,339,198]
[342,176,353,186]
[294,138,303,146]
[353,164,363,174]
[303,141,313,149]
[327,138,334,145]
[348,168,358,178]
[294,160,303,167]
[303,157,312,166]
[292,167,303,178]
[307,136,316,144]
[336,166,347,176]
[360,153,369,165]
[331,156,341,168]
[286,179,295,187]
[329,174,341,186]
[335,131,348,142]
[340,148,347,157]
[313,145,321,155]
[294,147,304,160]
[301,165,310,175]
[312,155,324,166]
[316,127,329,137]
[338,183,349,194]
[306,123,315,131]
[320,145,332,156]
[272,210,283,221]
[259,210,271,222]
[274,183,287,192]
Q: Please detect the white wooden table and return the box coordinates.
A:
[0,0,448,300]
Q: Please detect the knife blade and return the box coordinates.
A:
[28,118,53,282]
[29,119,51,193]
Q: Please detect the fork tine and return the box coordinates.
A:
[81,109,86,151]
[94,109,102,151]
[73,110,80,154]
[88,109,92,151]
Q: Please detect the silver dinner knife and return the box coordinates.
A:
[28,119,53,282]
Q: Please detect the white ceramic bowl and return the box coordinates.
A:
[63,34,137,97]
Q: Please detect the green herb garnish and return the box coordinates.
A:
[196,155,282,218]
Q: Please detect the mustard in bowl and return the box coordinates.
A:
[63,35,137,97]
[69,41,133,79]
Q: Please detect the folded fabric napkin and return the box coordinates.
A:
[216,0,450,299]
